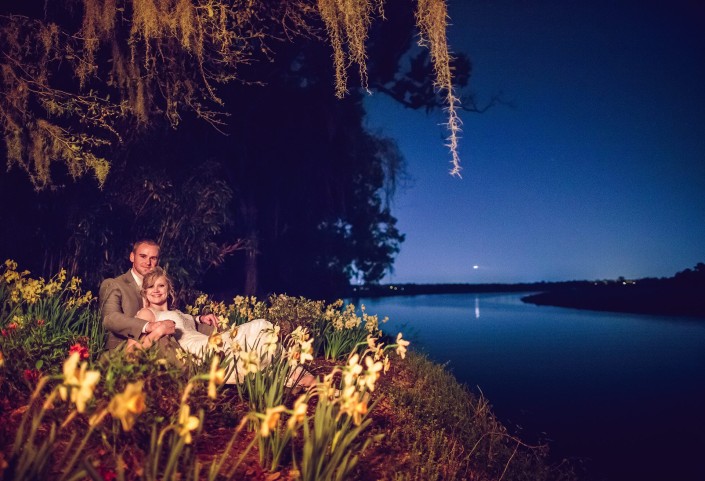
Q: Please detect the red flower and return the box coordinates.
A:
[36,319,45,326]
[1,329,7,337]
[97,467,117,481]
[23,369,41,383]
[69,343,90,360]
[7,322,18,330]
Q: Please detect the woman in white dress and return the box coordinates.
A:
[135,267,313,387]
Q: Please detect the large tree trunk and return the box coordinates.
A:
[243,239,258,296]
[241,201,259,296]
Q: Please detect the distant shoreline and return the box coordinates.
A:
[349,280,587,298]
[521,283,705,319]
[350,267,705,319]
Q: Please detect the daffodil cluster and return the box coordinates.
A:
[360,304,388,335]
[231,295,267,322]
[185,293,229,320]
[1,260,92,307]
[262,295,328,336]
[325,301,358,331]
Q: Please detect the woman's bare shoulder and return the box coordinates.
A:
[136,307,157,322]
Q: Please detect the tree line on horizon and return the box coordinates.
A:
[353,262,705,298]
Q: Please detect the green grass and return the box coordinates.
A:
[361,352,577,481]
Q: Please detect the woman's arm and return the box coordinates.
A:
[136,307,156,323]
[134,307,165,349]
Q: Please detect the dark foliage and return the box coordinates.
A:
[0,0,476,299]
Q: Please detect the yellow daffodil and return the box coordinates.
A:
[230,339,242,356]
[299,339,314,364]
[3,269,19,283]
[207,332,224,353]
[287,345,301,367]
[341,385,356,400]
[291,326,309,343]
[338,391,369,426]
[0,350,5,367]
[263,326,280,356]
[178,405,200,444]
[208,356,226,399]
[395,332,410,359]
[59,352,101,413]
[260,405,286,437]
[239,350,260,375]
[287,395,308,431]
[108,381,146,431]
[383,354,391,374]
[352,393,369,425]
[43,279,62,296]
[20,278,44,304]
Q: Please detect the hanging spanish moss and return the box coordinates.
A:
[0,0,460,189]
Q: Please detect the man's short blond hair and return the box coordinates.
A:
[132,239,160,253]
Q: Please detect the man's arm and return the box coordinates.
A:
[99,278,146,341]
[195,312,217,336]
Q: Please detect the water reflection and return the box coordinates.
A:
[359,292,705,481]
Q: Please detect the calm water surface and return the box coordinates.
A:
[358,293,705,481]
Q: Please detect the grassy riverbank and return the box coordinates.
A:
[0,260,576,481]
[356,352,577,480]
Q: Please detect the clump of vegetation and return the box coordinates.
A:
[0,0,462,189]
[0,260,574,480]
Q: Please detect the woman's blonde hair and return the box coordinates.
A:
[141,266,176,307]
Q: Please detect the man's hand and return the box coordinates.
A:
[198,313,218,327]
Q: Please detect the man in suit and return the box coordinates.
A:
[99,239,216,351]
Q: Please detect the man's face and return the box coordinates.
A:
[129,243,160,278]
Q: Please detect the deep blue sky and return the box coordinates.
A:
[365,0,705,284]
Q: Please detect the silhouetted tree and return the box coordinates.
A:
[0,0,470,298]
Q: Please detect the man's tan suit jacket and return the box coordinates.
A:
[99,270,145,350]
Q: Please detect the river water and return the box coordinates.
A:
[357,292,705,481]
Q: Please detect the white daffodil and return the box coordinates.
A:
[395,332,410,359]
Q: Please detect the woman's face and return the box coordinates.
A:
[145,276,169,306]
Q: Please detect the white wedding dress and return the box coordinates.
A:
[153,309,274,382]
